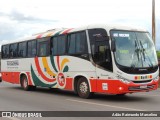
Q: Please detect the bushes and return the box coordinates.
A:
[157,51,160,87]
[157,51,160,59]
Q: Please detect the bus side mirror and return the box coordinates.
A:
[111,40,116,52]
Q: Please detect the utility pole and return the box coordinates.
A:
[152,0,156,44]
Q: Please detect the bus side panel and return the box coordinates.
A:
[12,72,20,84]
[64,78,73,90]
[90,79,97,92]
[1,72,12,83]
[96,79,119,94]
[2,72,20,84]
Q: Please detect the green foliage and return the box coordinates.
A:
[157,51,160,87]
[157,51,160,59]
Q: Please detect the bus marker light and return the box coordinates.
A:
[135,76,138,80]
[149,75,152,79]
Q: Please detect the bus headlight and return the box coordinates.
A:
[153,76,159,82]
[117,75,131,84]
[119,79,131,84]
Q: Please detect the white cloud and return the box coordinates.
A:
[0,0,155,23]
[0,0,160,49]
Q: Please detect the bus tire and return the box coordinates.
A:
[31,86,36,91]
[116,93,126,96]
[48,87,58,91]
[20,75,32,91]
[77,77,93,99]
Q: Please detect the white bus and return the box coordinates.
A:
[1,24,159,98]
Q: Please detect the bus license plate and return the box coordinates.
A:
[140,85,147,89]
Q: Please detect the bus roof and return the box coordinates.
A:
[1,24,147,45]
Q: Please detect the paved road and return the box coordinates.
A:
[0,81,160,120]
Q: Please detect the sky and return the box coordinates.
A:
[0,0,160,50]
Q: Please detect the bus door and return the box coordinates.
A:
[88,28,113,91]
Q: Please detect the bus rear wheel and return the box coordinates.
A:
[77,77,93,99]
[20,75,35,91]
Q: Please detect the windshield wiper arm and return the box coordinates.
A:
[139,41,146,61]
[135,40,140,61]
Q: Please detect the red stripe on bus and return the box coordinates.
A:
[64,78,73,90]
[35,57,56,82]
[1,72,20,84]
[57,56,60,71]
[62,28,73,34]
[27,72,33,86]
[36,34,43,39]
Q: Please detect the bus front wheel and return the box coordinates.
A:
[77,77,93,99]
[116,93,126,96]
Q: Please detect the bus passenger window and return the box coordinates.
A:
[51,37,58,55]
[76,32,88,53]
[27,40,37,57]
[39,42,48,56]
[68,34,76,54]
[18,42,27,57]
[2,45,9,59]
[9,44,18,58]
[51,35,66,55]
[68,31,88,54]
[58,36,66,55]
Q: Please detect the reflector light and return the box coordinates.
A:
[135,76,138,80]
[150,75,152,79]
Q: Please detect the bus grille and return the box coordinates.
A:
[132,80,152,84]
[128,85,155,91]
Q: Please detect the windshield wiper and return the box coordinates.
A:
[134,39,145,67]
[139,41,153,67]
[130,40,140,69]
[139,41,146,61]
[135,40,140,61]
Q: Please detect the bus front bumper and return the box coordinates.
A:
[90,79,159,94]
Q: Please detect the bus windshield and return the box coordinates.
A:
[110,30,158,68]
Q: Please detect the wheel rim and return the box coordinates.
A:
[23,78,27,88]
[79,81,88,94]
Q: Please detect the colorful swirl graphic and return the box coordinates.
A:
[31,56,69,87]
